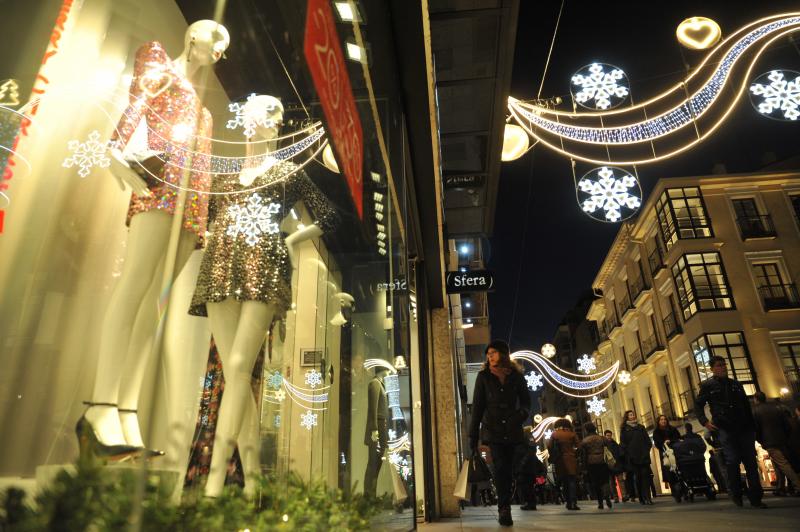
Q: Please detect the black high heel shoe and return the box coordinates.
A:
[76,402,141,460]
[118,408,165,458]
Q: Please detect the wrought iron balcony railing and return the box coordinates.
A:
[663,312,681,339]
[758,283,800,310]
[736,214,776,239]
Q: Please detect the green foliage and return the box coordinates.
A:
[0,458,384,532]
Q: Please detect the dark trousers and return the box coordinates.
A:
[718,429,762,503]
[587,463,610,502]
[631,464,652,502]
[561,475,577,506]
[364,443,383,497]
[489,443,527,507]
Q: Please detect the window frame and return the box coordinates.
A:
[655,187,714,250]
[691,331,757,394]
[671,252,735,320]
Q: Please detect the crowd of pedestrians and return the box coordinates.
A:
[468,340,800,527]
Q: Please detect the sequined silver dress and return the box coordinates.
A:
[189,162,339,316]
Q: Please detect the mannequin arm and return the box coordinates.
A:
[109,148,151,197]
[284,223,323,269]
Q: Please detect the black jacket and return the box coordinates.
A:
[620,423,652,466]
[652,425,681,455]
[469,368,530,445]
[694,376,755,432]
[753,401,791,448]
[605,438,625,473]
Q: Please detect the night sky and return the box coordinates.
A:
[488,1,800,349]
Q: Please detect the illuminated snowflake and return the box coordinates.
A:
[305,369,323,389]
[274,389,286,402]
[525,371,544,391]
[544,429,553,440]
[388,429,397,440]
[267,371,283,390]
[577,354,597,374]
[227,93,281,138]
[62,130,111,177]
[586,396,607,416]
[618,370,632,385]
[388,451,403,466]
[274,414,281,428]
[571,63,629,110]
[300,410,318,430]
[578,167,641,222]
[227,194,281,246]
[750,70,800,121]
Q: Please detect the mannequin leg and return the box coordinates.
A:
[238,396,262,496]
[117,228,196,447]
[204,300,274,497]
[87,211,173,445]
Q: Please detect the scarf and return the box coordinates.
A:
[626,420,639,428]
[489,365,512,384]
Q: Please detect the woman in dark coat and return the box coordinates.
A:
[580,422,612,509]
[652,414,681,495]
[469,340,530,527]
[548,418,581,510]
[620,410,654,505]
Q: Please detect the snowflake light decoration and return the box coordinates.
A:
[227,194,281,246]
[525,371,544,391]
[226,93,281,138]
[388,429,397,440]
[544,429,553,440]
[571,63,630,110]
[586,395,607,416]
[388,451,403,466]
[300,410,318,430]
[62,130,110,177]
[618,370,632,385]
[274,389,286,402]
[541,343,556,358]
[576,354,596,374]
[274,414,281,428]
[267,371,283,390]
[304,369,323,389]
[577,166,641,223]
[749,70,800,121]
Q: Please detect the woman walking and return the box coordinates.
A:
[469,340,531,527]
[620,410,654,505]
[580,422,613,509]
[652,414,681,498]
[549,418,581,510]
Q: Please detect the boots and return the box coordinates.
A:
[498,504,513,526]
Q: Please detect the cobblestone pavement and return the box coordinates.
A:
[418,495,800,531]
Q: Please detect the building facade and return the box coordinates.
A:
[586,167,800,485]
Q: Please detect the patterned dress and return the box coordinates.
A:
[110,41,213,242]
[189,162,339,316]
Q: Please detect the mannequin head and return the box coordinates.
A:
[183,20,230,66]
[243,95,285,140]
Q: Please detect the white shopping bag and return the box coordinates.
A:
[453,459,471,500]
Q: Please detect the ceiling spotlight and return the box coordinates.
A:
[378,247,387,255]
[377,231,386,241]
[333,1,363,23]
[459,244,469,254]
[464,301,471,309]
[377,240,386,248]
[376,223,385,232]
[501,123,530,162]
[375,212,384,221]
[459,267,467,272]
[370,171,381,183]
[373,191,384,202]
[375,203,384,213]
[322,143,340,173]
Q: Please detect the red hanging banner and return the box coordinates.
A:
[304,0,364,219]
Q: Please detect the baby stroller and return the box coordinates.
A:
[666,439,716,502]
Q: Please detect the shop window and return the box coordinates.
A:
[779,343,800,395]
[671,252,734,320]
[655,187,713,250]
[691,332,756,395]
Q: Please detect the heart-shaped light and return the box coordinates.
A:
[676,16,722,50]
[138,68,173,99]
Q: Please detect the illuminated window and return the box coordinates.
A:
[672,252,733,320]
[655,187,713,250]
[779,343,800,394]
[691,332,756,394]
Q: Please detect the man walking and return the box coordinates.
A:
[695,356,766,508]
[604,429,625,502]
[753,392,800,495]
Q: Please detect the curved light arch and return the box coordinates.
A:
[510,350,619,398]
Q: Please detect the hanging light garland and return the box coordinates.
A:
[510,350,619,398]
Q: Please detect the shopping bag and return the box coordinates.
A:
[390,462,408,503]
[603,446,617,470]
[468,453,493,484]
[453,459,471,500]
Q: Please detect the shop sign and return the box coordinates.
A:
[444,174,485,189]
[376,278,407,292]
[304,0,364,219]
[445,270,494,293]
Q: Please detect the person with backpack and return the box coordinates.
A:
[579,422,613,509]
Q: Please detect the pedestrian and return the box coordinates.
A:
[620,410,654,505]
[548,418,581,510]
[604,429,625,502]
[694,355,766,508]
[653,414,681,494]
[752,392,800,496]
[468,340,531,527]
[579,422,613,509]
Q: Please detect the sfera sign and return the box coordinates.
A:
[445,270,494,293]
[376,279,407,291]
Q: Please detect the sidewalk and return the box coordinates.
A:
[418,495,800,531]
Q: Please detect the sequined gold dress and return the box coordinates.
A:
[189,162,339,316]
[110,41,213,242]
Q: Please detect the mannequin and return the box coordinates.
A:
[364,367,390,497]
[78,20,231,458]
[189,95,339,496]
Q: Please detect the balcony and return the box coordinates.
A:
[627,347,644,370]
[630,276,647,303]
[678,389,697,418]
[648,245,665,276]
[736,214,776,239]
[641,334,664,358]
[617,292,633,318]
[663,312,681,339]
[758,283,800,310]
